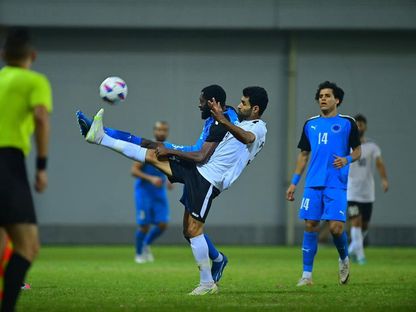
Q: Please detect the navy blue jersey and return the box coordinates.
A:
[135,164,167,197]
[298,114,360,189]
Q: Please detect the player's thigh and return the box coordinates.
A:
[135,192,152,226]
[359,203,373,225]
[145,150,173,176]
[299,187,324,222]
[5,223,40,260]
[322,188,347,222]
[185,213,204,238]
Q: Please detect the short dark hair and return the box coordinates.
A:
[2,27,33,63]
[315,81,344,106]
[243,86,268,116]
[201,85,226,106]
[354,114,367,124]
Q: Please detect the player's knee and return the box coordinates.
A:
[329,223,344,236]
[13,238,40,262]
[145,150,157,164]
[157,223,168,231]
[139,225,150,233]
[304,221,319,232]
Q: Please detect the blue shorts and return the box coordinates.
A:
[135,190,169,225]
[299,187,347,222]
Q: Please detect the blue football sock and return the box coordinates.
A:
[105,127,143,145]
[333,231,349,260]
[135,229,146,255]
[143,226,165,246]
[204,234,220,261]
[302,231,318,272]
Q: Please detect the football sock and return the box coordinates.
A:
[302,231,318,273]
[190,234,214,285]
[101,134,147,162]
[143,226,164,246]
[1,253,31,312]
[105,128,143,145]
[204,234,222,262]
[350,226,365,260]
[333,231,349,261]
[135,229,146,255]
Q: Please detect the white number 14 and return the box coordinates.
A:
[318,132,328,144]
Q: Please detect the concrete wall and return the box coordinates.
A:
[1,1,415,245]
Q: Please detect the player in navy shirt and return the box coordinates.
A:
[286,81,361,286]
[131,121,172,263]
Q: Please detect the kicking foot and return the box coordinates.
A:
[86,108,105,144]
[76,110,93,137]
[211,252,228,283]
[188,283,218,295]
[135,255,147,264]
[339,257,350,285]
[296,277,313,287]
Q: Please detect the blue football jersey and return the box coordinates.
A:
[298,114,360,189]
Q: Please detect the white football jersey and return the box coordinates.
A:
[347,139,381,202]
[197,119,267,192]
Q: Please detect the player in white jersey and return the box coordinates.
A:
[347,114,389,264]
[79,86,268,295]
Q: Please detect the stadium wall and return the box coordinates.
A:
[1,1,415,245]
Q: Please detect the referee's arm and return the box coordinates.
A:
[34,105,50,193]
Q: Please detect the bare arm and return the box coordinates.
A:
[376,156,389,192]
[208,99,255,144]
[131,162,163,187]
[34,106,50,193]
[156,141,219,164]
[286,151,310,201]
[333,145,361,169]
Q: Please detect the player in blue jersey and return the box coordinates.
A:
[286,81,361,286]
[76,85,237,281]
[132,121,173,263]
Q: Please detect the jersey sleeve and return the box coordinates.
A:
[30,74,53,112]
[373,143,382,158]
[348,119,361,149]
[244,121,266,143]
[297,122,311,151]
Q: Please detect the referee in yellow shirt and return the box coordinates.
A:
[0,28,52,312]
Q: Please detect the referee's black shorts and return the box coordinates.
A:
[0,148,37,226]
[168,157,220,223]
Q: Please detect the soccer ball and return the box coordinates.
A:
[99,76,128,104]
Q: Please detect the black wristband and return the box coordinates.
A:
[36,157,47,170]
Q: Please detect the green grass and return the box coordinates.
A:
[17,246,416,311]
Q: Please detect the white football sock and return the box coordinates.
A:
[351,226,365,260]
[302,271,312,279]
[190,234,214,285]
[101,134,147,162]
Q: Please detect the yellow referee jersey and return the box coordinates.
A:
[0,66,52,156]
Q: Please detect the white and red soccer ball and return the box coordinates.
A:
[99,76,128,104]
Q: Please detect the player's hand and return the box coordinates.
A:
[155,146,169,159]
[333,155,347,168]
[381,178,389,192]
[286,184,296,201]
[35,170,48,193]
[150,177,164,188]
[208,98,227,123]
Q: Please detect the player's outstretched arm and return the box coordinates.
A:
[34,106,50,193]
[208,99,255,144]
[376,156,389,192]
[155,141,219,164]
[286,151,310,201]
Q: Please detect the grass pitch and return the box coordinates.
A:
[18,246,416,311]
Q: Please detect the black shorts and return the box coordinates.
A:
[168,158,220,223]
[0,148,37,226]
[347,201,373,223]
